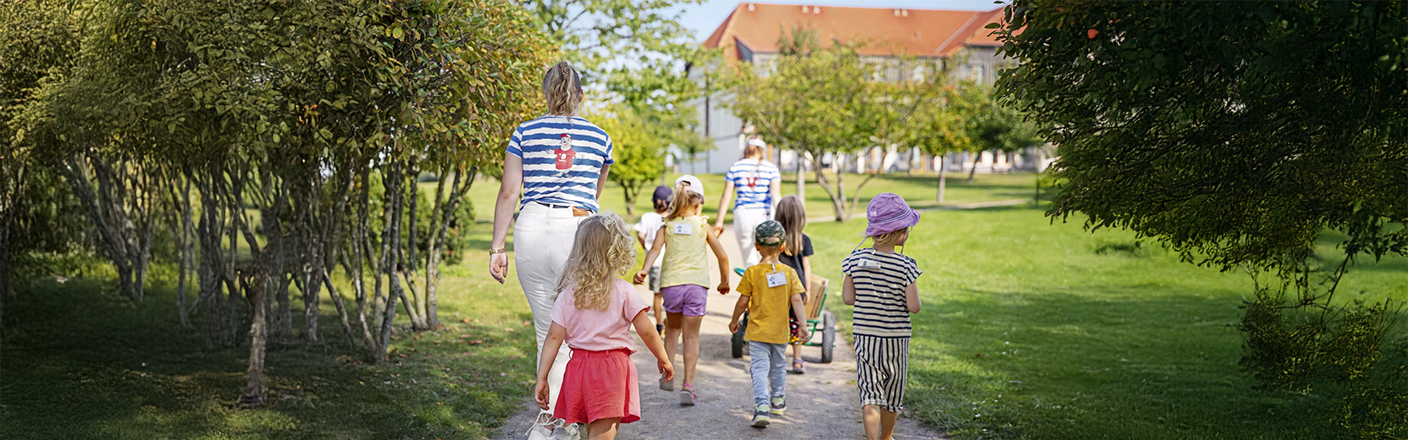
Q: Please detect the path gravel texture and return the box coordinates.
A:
[495,225,943,440]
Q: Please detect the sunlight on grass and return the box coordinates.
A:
[8,172,1404,439]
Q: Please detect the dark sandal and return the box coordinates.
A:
[791,360,805,374]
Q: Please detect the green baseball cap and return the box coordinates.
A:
[754,220,786,246]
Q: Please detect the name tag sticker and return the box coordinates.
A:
[766,272,788,288]
[673,223,692,235]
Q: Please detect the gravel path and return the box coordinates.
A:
[495,225,944,440]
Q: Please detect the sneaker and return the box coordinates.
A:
[551,423,581,440]
[751,403,771,428]
[680,383,697,406]
[526,411,560,440]
[659,375,673,391]
[770,395,786,416]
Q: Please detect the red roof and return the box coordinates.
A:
[702,3,1006,60]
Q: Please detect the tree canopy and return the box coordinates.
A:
[725,30,959,220]
[996,1,1408,271]
[995,1,1408,434]
[1,0,552,405]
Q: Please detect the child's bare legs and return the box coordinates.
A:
[680,315,703,384]
[586,417,621,440]
[861,405,899,440]
[653,293,666,330]
[790,342,803,363]
[663,311,684,371]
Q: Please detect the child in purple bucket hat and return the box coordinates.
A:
[841,192,923,440]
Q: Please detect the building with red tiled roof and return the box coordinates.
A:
[684,3,1030,174]
[702,3,1005,70]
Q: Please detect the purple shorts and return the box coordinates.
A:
[661,284,708,317]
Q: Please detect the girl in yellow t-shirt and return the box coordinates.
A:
[634,174,731,406]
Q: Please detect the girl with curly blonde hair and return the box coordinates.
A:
[536,213,674,440]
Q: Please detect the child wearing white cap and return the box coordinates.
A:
[634,175,731,406]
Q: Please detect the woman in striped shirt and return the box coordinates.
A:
[490,61,614,440]
[713,138,782,267]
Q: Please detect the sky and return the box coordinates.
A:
[678,0,1007,42]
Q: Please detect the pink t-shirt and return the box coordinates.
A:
[551,279,650,353]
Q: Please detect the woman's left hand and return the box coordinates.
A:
[489,252,509,284]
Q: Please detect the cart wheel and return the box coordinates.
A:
[731,319,747,358]
[820,310,836,363]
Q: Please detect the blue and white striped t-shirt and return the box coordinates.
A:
[507,115,614,212]
[842,248,922,338]
[725,159,780,210]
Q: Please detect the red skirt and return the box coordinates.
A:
[553,348,640,424]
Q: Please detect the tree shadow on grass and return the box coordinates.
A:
[1,277,537,440]
[902,287,1342,440]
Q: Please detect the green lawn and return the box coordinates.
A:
[463,170,1039,225]
[805,206,1407,439]
[1,255,540,439]
[4,171,1402,439]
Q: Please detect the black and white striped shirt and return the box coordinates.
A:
[842,248,922,338]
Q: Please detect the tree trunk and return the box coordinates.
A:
[173,177,194,327]
[0,207,11,338]
[234,166,281,406]
[322,273,356,345]
[348,171,380,360]
[379,166,405,358]
[623,182,637,217]
[422,167,473,332]
[61,154,143,302]
[967,152,979,183]
[239,273,269,407]
[835,162,847,221]
[264,194,293,344]
[937,155,947,204]
[318,169,354,340]
[845,173,879,221]
[0,163,23,338]
[195,172,239,348]
[794,150,805,200]
[811,157,847,222]
[405,168,429,331]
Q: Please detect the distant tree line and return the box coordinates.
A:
[722,28,1043,220]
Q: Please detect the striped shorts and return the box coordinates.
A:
[854,334,910,413]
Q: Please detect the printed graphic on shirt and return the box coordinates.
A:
[554,134,575,171]
[725,159,781,210]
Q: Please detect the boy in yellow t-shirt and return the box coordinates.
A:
[728,220,810,428]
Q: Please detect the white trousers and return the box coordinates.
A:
[514,202,582,415]
[732,206,772,267]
